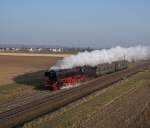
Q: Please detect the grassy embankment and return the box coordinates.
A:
[23,66,150,128]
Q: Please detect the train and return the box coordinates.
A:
[44,60,128,91]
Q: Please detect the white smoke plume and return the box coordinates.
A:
[50,45,150,70]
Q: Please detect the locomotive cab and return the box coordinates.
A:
[44,70,60,90]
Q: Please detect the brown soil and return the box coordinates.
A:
[0,55,61,103]
[0,52,69,57]
[0,55,61,85]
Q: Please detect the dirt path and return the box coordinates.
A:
[0,52,69,57]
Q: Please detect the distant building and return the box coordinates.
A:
[37,48,42,51]
[29,48,33,52]
[0,48,4,51]
[0,46,65,53]
[48,48,63,52]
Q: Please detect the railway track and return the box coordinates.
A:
[0,91,60,113]
[0,62,149,128]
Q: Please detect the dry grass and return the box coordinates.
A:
[0,55,61,103]
[1,54,131,103]
[0,54,149,127]
[22,68,150,128]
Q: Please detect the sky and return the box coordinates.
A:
[0,0,150,48]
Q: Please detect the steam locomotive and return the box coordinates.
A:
[44,60,128,91]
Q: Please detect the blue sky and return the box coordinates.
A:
[0,0,150,48]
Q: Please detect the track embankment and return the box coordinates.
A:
[0,62,149,128]
[80,83,150,128]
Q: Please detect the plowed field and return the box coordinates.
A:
[0,55,61,103]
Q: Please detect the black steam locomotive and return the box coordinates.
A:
[45,60,128,91]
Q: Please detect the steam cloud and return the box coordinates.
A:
[50,45,150,70]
